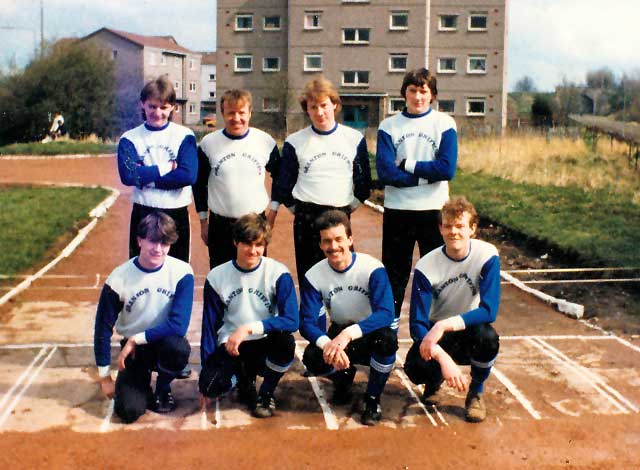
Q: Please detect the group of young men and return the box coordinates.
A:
[94,68,501,426]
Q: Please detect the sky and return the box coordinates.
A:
[1,0,638,92]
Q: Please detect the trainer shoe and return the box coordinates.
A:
[237,377,258,409]
[252,394,276,418]
[152,389,177,414]
[464,392,486,423]
[360,395,382,426]
[331,366,356,405]
[176,365,192,380]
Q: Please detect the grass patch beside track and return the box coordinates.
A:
[0,185,110,275]
[0,141,116,156]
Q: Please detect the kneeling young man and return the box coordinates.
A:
[199,214,298,418]
[300,210,397,426]
[94,212,194,423]
[404,196,500,422]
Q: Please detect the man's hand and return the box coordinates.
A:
[117,338,136,371]
[266,209,277,227]
[99,375,115,399]
[200,219,209,246]
[419,319,452,361]
[433,349,468,392]
[225,324,253,356]
[323,330,352,370]
[199,393,212,411]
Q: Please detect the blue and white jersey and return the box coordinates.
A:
[118,121,198,209]
[94,256,194,375]
[272,123,371,209]
[200,257,299,363]
[300,253,395,348]
[410,239,500,343]
[194,128,280,219]
[376,108,457,210]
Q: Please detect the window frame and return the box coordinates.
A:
[389,53,408,72]
[262,97,281,113]
[304,53,323,72]
[262,56,281,72]
[304,11,322,30]
[208,73,216,81]
[189,59,196,70]
[437,57,457,74]
[188,102,197,115]
[438,99,455,114]
[389,98,405,114]
[235,14,254,31]
[234,54,253,72]
[189,81,197,92]
[466,98,486,116]
[174,81,180,91]
[342,70,370,87]
[342,28,370,45]
[468,12,488,31]
[438,14,458,31]
[467,55,487,74]
[389,11,409,30]
[263,15,281,31]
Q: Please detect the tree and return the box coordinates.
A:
[586,67,616,89]
[554,78,583,126]
[531,94,554,127]
[0,40,116,145]
[514,75,537,93]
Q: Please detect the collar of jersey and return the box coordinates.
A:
[440,242,472,262]
[311,123,338,135]
[223,128,250,140]
[144,122,170,132]
[402,108,432,119]
[329,252,357,274]
[232,257,263,273]
[133,256,164,273]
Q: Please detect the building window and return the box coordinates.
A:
[467,98,486,116]
[468,55,487,74]
[389,54,408,72]
[304,53,323,72]
[342,28,370,45]
[189,103,197,114]
[209,73,216,81]
[112,50,118,60]
[439,15,458,31]
[263,15,281,30]
[234,54,253,72]
[235,14,254,31]
[304,12,322,30]
[174,81,180,91]
[263,57,281,72]
[437,57,457,73]
[468,12,488,31]
[263,98,280,112]
[174,57,180,67]
[438,100,455,113]
[389,98,405,114]
[189,59,196,70]
[342,71,369,87]
[160,55,167,65]
[390,11,409,30]
[209,91,216,98]
[189,81,197,92]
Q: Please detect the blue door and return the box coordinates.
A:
[342,105,369,130]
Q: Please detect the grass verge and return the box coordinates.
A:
[0,185,110,275]
[0,141,116,156]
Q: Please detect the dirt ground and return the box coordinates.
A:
[0,155,639,470]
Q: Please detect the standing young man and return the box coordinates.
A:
[194,89,281,269]
[270,77,371,283]
[376,68,458,317]
[199,214,298,418]
[404,196,500,422]
[299,210,397,426]
[94,212,194,423]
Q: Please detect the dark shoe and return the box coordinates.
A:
[331,367,356,405]
[464,392,486,422]
[252,394,276,418]
[360,395,382,426]
[421,380,443,405]
[152,389,177,414]
[237,378,258,409]
[176,365,192,380]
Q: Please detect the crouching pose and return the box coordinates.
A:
[94,212,194,423]
[199,214,298,418]
[404,196,500,422]
[300,210,397,426]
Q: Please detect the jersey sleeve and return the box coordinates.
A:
[409,127,458,182]
[200,279,226,364]
[459,255,501,327]
[299,276,328,345]
[261,272,299,333]
[375,129,419,188]
[143,273,194,343]
[354,267,394,336]
[117,137,160,188]
[270,141,298,208]
[409,268,433,342]
[193,146,212,216]
[352,137,372,203]
[94,283,123,368]
[154,134,199,189]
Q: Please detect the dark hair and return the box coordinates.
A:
[400,68,438,102]
[232,213,272,245]
[136,211,179,245]
[140,76,177,120]
[439,196,479,228]
[221,89,252,113]
[315,210,352,237]
[299,76,342,114]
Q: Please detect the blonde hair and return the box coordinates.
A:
[299,76,341,114]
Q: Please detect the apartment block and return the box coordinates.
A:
[200,52,217,116]
[217,0,508,134]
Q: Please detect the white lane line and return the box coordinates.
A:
[0,347,49,417]
[415,384,449,426]
[613,336,640,355]
[491,366,541,420]
[215,398,221,429]
[93,274,101,288]
[528,338,637,414]
[100,399,115,433]
[200,410,208,430]
[294,344,339,430]
[394,369,438,427]
[0,346,58,428]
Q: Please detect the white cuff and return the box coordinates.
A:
[345,324,363,341]
[198,211,208,221]
[132,332,147,345]
[98,365,111,378]
[316,335,331,350]
[404,160,416,174]
[447,315,466,331]
[269,201,280,211]
[157,161,173,176]
[418,178,429,185]
[249,321,264,335]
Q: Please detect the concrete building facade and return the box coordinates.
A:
[216,0,508,135]
[200,52,217,117]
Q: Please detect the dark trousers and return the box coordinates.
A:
[403,323,500,389]
[207,211,267,269]
[199,332,295,398]
[293,201,350,283]
[382,208,442,316]
[114,335,190,423]
[129,204,191,263]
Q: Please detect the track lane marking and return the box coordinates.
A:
[491,366,542,419]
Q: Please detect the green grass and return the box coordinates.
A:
[0,141,116,156]
[0,186,110,275]
[451,170,640,267]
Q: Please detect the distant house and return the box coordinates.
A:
[82,27,202,130]
[200,52,217,117]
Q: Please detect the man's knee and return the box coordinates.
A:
[403,344,441,385]
[267,332,295,364]
[470,324,500,362]
[199,357,234,398]
[302,343,330,375]
[157,336,191,372]
[115,395,147,424]
[369,327,398,356]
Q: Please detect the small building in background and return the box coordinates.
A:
[200,52,217,120]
